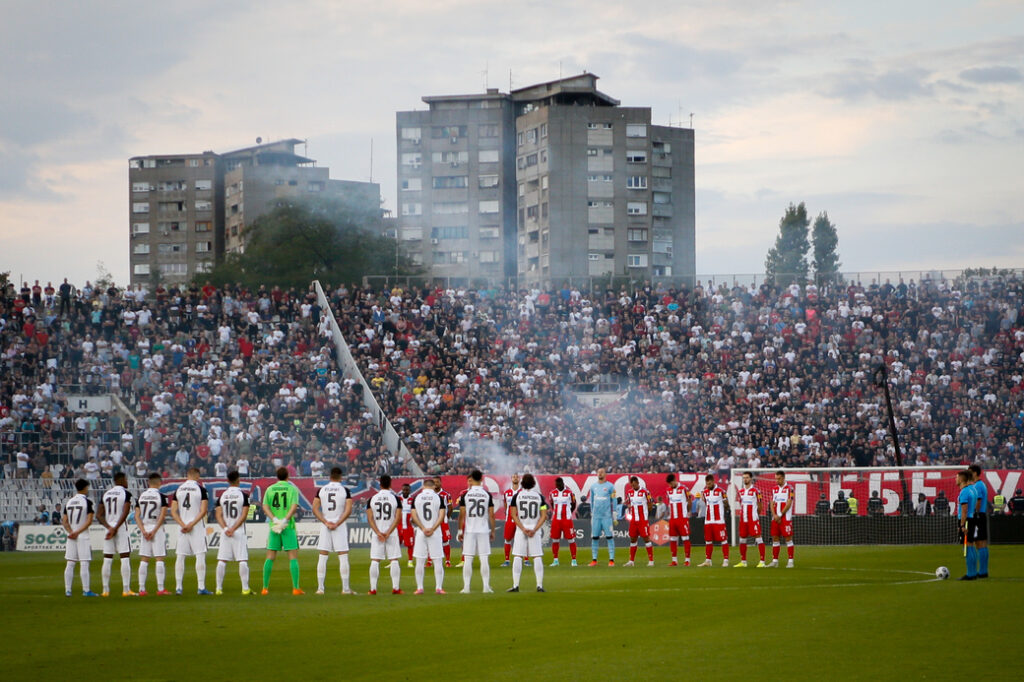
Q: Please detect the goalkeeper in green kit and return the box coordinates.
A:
[261,467,303,595]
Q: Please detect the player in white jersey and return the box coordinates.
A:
[214,471,252,595]
[411,478,446,594]
[170,467,211,595]
[366,474,403,595]
[457,469,495,593]
[135,473,170,595]
[736,471,767,568]
[508,474,548,593]
[62,479,98,597]
[98,472,136,596]
[312,467,355,594]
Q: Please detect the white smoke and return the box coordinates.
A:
[451,428,531,477]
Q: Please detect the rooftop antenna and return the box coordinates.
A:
[369,138,374,183]
[690,112,694,128]
[509,68,513,91]
[559,60,562,80]
[482,60,489,90]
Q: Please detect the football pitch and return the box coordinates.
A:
[2,545,1020,680]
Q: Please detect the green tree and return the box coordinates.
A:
[765,202,810,287]
[811,211,841,285]
[203,197,420,290]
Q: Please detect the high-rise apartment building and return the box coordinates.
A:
[395,89,517,281]
[129,140,379,287]
[128,152,223,286]
[396,73,695,287]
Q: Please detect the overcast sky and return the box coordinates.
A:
[1,0,1022,287]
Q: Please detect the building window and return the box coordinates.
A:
[587,148,614,157]
[627,254,649,267]
[526,205,538,220]
[587,201,613,208]
[401,127,422,142]
[478,175,499,189]
[195,179,212,190]
[431,226,469,240]
[479,200,499,214]
[401,227,422,241]
[401,178,422,191]
[158,243,184,254]
[133,244,150,255]
[431,151,468,165]
[588,253,601,261]
[478,149,499,163]
[628,228,648,242]
[517,132,524,147]
[478,125,498,138]
[307,182,325,193]
[433,125,468,139]
[195,261,213,274]
[434,202,468,214]
[400,152,422,169]
[526,129,538,144]
[133,264,151,275]
[479,227,500,239]
[652,166,672,178]
[653,192,671,205]
[587,122,613,130]
[401,202,423,216]
[132,203,150,214]
[132,182,152,192]
[627,202,648,215]
[131,222,150,236]
[540,123,548,138]
[626,124,647,138]
[627,176,648,189]
[587,174,613,182]
[195,221,211,232]
[626,151,647,163]
[195,200,212,211]
[196,241,212,253]
[479,250,499,263]
[433,176,469,189]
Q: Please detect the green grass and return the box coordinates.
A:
[2,545,1019,680]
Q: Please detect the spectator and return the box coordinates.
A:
[933,490,951,516]
[914,493,932,516]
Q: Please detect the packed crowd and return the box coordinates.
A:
[3,272,1023,482]
[326,274,1024,475]
[1,278,400,484]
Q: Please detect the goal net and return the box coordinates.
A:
[728,467,962,546]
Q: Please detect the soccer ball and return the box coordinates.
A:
[935,566,949,580]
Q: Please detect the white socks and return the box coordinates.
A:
[175,554,185,590]
[121,558,131,591]
[79,562,91,592]
[433,562,444,591]
[195,553,207,590]
[369,561,380,591]
[463,561,474,591]
[415,558,426,590]
[512,557,523,587]
[65,561,75,592]
[389,560,401,590]
[216,561,226,591]
[102,557,113,592]
[138,561,148,591]
[479,559,490,590]
[533,557,544,588]
[339,554,350,591]
[317,554,328,590]
[239,561,249,591]
[155,561,166,590]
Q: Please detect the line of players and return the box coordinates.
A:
[59,467,798,597]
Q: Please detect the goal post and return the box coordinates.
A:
[727,467,962,546]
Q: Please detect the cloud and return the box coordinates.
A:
[820,66,935,102]
[959,65,1023,84]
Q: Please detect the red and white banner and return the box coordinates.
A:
[166,469,1022,518]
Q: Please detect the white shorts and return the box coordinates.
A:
[413,529,443,560]
[462,531,492,557]
[103,527,132,555]
[176,525,208,556]
[512,528,543,558]
[139,528,167,558]
[317,524,349,553]
[217,530,248,562]
[369,532,401,561]
[64,535,91,562]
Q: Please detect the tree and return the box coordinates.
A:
[764,202,810,287]
[811,211,841,286]
[203,197,420,290]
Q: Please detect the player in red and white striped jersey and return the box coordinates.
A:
[501,474,521,566]
[664,474,692,566]
[548,477,578,566]
[736,471,767,567]
[399,483,415,566]
[624,477,655,567]
[769,471,795,567]
[698,474,730,567]
[434,477,453,568]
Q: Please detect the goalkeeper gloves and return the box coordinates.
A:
[272,518,288,533]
